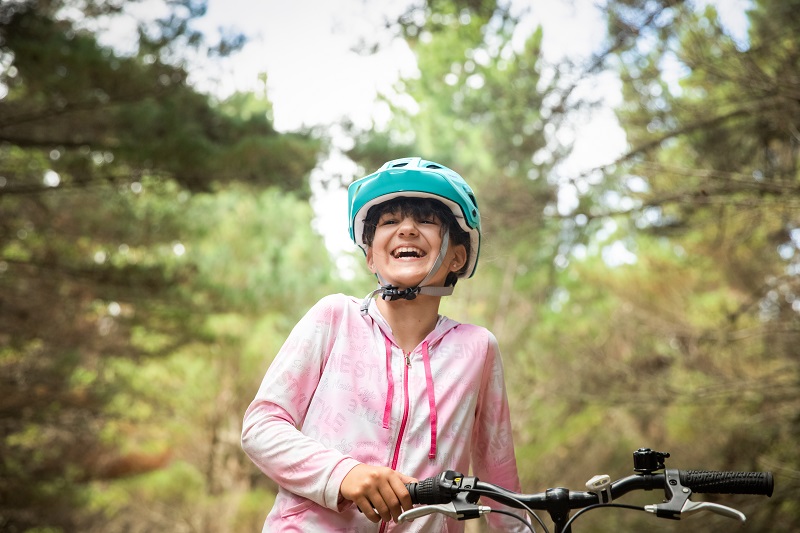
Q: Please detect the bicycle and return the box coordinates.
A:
[400,447,774,532]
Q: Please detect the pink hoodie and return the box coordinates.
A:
[241,294,526,532]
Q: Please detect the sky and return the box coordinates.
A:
[195,0,419,131]
[188,0,629,262]
[100,0,751,265]
[189,0,750,142]
[194,0,611,130]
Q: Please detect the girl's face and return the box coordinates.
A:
[366,209,466,290]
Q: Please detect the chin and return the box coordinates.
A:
[384,275,425,288]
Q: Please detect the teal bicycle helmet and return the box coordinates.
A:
[348,157,481,310]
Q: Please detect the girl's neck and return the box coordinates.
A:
[375,296,441,353]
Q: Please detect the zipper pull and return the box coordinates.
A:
[404,352,412,367]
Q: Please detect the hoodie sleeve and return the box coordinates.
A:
[241,294,361,511]
[472,330,529,532]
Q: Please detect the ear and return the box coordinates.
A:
[365,247,377,274]
[449,244,467,273]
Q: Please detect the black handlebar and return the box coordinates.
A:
[680,470,773,496]
[406,472,461,504]
[405,469,773,507]
[401,450,774,532]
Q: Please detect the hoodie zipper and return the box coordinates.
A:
[390,351,412,470]
[380,351,411,533]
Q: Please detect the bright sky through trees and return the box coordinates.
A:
[194,0,629,258]
[98,0,751,260]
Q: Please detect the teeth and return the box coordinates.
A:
[393,247,425,258]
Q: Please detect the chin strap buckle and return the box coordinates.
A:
[380,286,421,301]
[360,285,424,315]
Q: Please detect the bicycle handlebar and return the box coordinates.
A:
[406,470,773,507]
[401,449,774,531]
[679,470,773,495]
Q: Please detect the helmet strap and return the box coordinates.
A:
[360,233,453,315]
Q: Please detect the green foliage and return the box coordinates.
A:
[557,0,800,529]
[184,186,332,311]
[0,1,325,531]
[360,1,799,531]
[0,2,318,194]
[4,0,799,531]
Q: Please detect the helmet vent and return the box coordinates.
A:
[390,162,408,168]
[425,164,443,169]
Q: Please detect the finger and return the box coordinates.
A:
[377,484,403,522]
[369,485,396,522]
[389,475,415,512]
[357,498,382,523]
[399,473,418,484]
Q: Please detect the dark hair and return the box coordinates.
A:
[362,196,471,286]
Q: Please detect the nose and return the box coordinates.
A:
[397,216,419,235]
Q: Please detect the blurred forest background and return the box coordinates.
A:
[1,0,798,531]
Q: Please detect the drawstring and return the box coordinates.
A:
[421,341,438,459]
[382,336,394,429]
[381,336,438,459]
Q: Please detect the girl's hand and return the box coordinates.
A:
[340,464,417,523]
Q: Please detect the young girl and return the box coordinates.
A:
[242,157,525,531]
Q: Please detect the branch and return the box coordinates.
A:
[546,0,688,114]
[0,85,173,129]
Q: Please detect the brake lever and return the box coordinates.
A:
[644,469,747,522]
[399,502,459,521]
[681,500,746,522]
[398,500,492,523]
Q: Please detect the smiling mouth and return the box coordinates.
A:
[391,246,426,259]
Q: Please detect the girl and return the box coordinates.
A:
[242,157,525,532]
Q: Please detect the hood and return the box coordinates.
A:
[366,303,461,351]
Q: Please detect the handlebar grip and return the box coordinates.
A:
[405,476,454,505]
[680,470,774,497]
